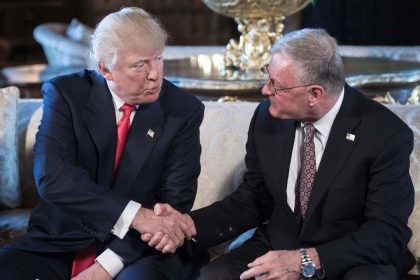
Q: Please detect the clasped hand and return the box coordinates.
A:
[131,203,196,253]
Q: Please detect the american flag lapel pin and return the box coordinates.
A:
[147,129,155,138]
[346,133,356,141]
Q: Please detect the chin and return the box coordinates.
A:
[144,92,160,104]
[269,108,292,120]
[269,106,281,119]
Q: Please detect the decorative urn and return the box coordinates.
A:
[201,0,311,76]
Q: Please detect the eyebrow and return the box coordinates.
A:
[131,59,147,65]
[130,54,163,65]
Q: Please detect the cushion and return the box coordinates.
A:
[408,192,420,275]
[0,208,31,246]
[387,105,420,192]
[0,86,20,209]
[66,18,93,46]
[193,101,258,210]
[18,100,43,208]
[386,104,420,274]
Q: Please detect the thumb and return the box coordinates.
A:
[154,203,172,215]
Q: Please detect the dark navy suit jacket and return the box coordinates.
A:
[191,85,415,279]
[11,70,204,264]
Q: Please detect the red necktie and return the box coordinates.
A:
[71,103,135,277]
[114,103,136,172]
[297,123,316,218]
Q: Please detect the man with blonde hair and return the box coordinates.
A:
[0,7,202,280]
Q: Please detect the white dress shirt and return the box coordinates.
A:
[286,88,344,211]
[95,82,141,278]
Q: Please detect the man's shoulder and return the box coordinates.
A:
[42,70,104,103]
[47,69,96,87]
[160,79,204,116]
[347,85,413,137]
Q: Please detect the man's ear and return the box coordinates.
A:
[308,85,324,108]
[98,64,113,81]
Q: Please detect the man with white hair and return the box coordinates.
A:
[0,7,202,280]
[147,28,415,280]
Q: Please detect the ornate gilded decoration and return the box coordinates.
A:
[372,88,420,105]
[408,85,420,104]
[201,0,311,77]
[348,70,420,105]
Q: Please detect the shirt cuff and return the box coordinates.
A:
[111,200,141,239]
[95,249,124,278]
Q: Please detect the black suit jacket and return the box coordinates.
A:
[191,85,415,279]
[10,70,204,264]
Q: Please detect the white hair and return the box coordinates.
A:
[271,28,345,94]
[90,7,168,70]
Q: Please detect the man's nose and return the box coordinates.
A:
[262,80,274,96]
[147,61,160,80]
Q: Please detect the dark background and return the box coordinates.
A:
[0,0,419,67]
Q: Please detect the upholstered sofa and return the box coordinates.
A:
[0,86,419,277]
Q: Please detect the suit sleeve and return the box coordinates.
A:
[33,81,130,241]
[107,101,205,264]
[191,104,274,250]
[316,127,415,279]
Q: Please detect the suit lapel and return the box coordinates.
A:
[112,99,165,195]
[83,73,116,188]
[301,85,361,234]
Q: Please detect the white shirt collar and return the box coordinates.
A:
[312,87,344,139]
[105,80,139,111]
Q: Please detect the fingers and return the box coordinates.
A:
[138,203,197,254]
[154,233,170,251]
[147,231,165,247]
[180,214,197,239]
[162,239,177,254]
[154,203,196,240]
[240,265,266,280]
[162,214,185,245]
[143,232,181,254]
[241,253,269,280]
[141,233,153,242]
[247,251,268,267]
[243,251,301,280]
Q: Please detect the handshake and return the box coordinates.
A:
[131,203,197,254]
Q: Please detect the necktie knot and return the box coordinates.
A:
[120,103,136,115]
[303,123,315,137]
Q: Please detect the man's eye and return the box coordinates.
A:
[131,64,145,71]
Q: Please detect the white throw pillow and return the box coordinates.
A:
[0,86,20,209]
[386,104,420,192]
[408,192,420,275]
[194,101,258,210]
